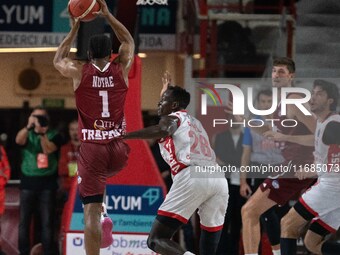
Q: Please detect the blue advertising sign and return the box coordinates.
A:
[70,185,164,233]
[0,0,70,32]
[52,0,71,32]
[0,0,71,47]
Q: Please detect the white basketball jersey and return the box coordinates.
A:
[314,113,340,184]
[158,111,216,175]
[301,113,340,232]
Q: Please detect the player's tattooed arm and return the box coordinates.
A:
[124,116,178,140]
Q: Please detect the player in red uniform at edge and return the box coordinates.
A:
[0,145,10,255]
[53,0,134,254]
[125,72,229,255]
[239,57,317,255]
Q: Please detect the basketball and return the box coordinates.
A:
[68,0,100,22]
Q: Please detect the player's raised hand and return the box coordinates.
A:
[94,0,110,16]
[69,16,80,31]
[240,182,252,199]
[160,71,172,98]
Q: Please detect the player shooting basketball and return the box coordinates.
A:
[53,0,134,254]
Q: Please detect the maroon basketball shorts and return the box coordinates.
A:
[77,139,130,200]
[260,161,316,206]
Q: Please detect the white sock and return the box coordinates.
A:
[101,203,108,217]
[183,252,195,255]
[272,250,281,255]
[245,253,258,255]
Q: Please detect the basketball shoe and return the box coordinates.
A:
[100,203,113,248]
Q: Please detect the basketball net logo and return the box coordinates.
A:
[136,0,168,5]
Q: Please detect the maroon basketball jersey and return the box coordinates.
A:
[75,61,128,143]
[273,101,314,164]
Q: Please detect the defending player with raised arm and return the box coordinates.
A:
[125,73,229,255]
[53,1,135,255]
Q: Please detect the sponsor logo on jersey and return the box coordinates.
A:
[272,180,280,189]
[162,137,186,173]
[93,119,117,131]
[81,129,124,141]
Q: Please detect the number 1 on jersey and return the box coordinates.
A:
[99,90,110,118]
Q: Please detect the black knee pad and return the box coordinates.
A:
[294,201,315,221]
[261,208,280,245]
[309,221,331,237]
[80,194,103,204]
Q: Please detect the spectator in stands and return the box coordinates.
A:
[58,119,79,200]
[0,144,11,255]
[214,121,244,255]
[56,119,80,252]
[16,106,62,255]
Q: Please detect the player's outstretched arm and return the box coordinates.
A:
[288,93,316,134]
[125,116,178,140]
[263,131,314,146]
[224,104,270,135]
[53,18,81,81]
[53,18,80,75]
[95,0,134,73]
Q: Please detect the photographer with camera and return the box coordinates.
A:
[16,106,62,255]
